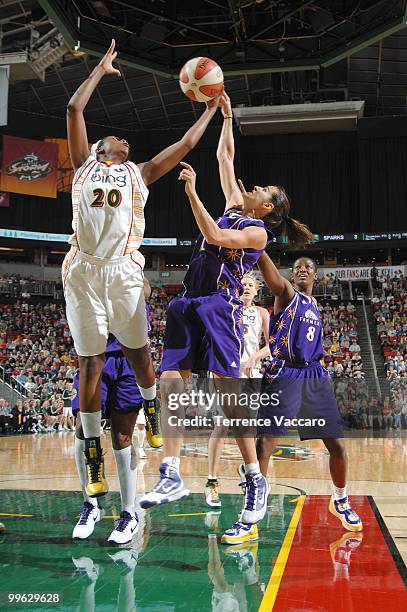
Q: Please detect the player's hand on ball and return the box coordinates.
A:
[99,39,121,77]
[179,162,196,195]
[205,93,223,111]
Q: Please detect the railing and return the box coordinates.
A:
[313,284,342,298]
[0,281,62,299]
[361,296,382,399]
[0,365,27,405]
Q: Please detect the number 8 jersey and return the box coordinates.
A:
[69,156,148,259]
[269,290,324,366]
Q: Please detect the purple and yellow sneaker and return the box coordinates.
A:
[221,522,259,545]
[139,463,189,509]
[240,472,269,524]
[329,496,363,532]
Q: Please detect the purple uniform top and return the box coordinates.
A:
[105,303,150,354]
[269,290,324,366]
[182,209,273,298]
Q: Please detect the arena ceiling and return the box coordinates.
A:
[2,0,407,130]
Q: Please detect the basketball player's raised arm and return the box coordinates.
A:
[257,252,295,314]
[179,162,267,250]
[138,97,219,187]
[256,307,271,360]
[67,40,121,171]
[216,93,243,212]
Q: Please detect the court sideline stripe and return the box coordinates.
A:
[258,495,305,612]
[368,495,407,587]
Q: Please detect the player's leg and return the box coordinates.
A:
[67,406,74,431]
[64,253,110,497]
[213,373,269,527]
[140,296,199,509]
[324,438,362,531]
[206,425,227,508]
[72,414,103,540]
[108,410,140,545]
[78,354,108,497]
[120,342,162,448]
[221,370,298,545]
[140,369,191,509]
[256,435,277,477]
[198,292,269,526]
[300,367,362,531]
[135,409,147,459]
[110,261,162,448]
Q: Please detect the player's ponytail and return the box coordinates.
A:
[263,186,315,247]
[284,215,315,246]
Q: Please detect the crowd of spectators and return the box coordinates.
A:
[0,286,178,435]
[372,272,407,429]
[1,274,406,434]
[319,301,366,379]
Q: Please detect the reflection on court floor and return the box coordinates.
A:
[0,490,406,611]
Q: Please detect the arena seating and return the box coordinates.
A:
[372,274,407,428]
[2,274,405,433]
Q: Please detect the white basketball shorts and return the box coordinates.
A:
[63,406,73,417]
[63,249,148,357]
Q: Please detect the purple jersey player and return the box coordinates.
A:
[72,281,156,545]
[140,93,314,533]
[253,253,362,533]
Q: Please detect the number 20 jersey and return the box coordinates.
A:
[269,290,324,366]
[69,156,148,259]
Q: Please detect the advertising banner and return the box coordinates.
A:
[1,135,58,198]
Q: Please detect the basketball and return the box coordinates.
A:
[179,57,224,103]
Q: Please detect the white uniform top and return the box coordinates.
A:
[241,304,262,363]
[69,156,148,261]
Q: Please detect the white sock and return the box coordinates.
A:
[74,437,97,506]
[80,411,102,439]
[333,485,347,501]
[136,428,146,450]
[114,446,137,516]
[163,456,180,470]
[245,462,260,474]
[139,384,156,401]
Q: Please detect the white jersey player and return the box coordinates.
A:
[65,39,220,532]
[240,274,270,378]
[205,273,270,508]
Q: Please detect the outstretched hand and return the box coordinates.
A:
[219,91,232,118]
[206,92,223,111]
[178,161,196,196]
[98,39,121,77]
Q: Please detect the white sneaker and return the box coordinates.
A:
[107,511,139,545]
[108,549,139,573]
[72,556,100,582]
[140,463,189,509]
[72,502,101,539]
[138,447,147,460]
[205,480,221,507]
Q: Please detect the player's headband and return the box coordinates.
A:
[90,140,102,158]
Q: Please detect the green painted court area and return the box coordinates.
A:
[0,490,297,612]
